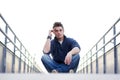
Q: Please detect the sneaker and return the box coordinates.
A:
[52,69,58,73]
[69,69,74,73]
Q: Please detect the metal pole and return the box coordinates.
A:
[103,36,106,73]
[2,25,8,72]
[12,36,16,73]
[113,26,118,74]
[90,50,92,73]
[96,45,98,73]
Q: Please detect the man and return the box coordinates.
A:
[41,22,81,73]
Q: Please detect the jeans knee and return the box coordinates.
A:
[41,54,50,62]
[73,54,80,60]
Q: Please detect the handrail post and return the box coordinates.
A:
[90,50,93,73]
[12,35,16,73]
[103,36,106,73]
[2,24,8,72]
[96,45,98,73]
[113,25,118,74]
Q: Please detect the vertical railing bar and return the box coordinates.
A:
[90,50,92,73]
[23,49,26,73]
[86,54,88,73]
[103,36,106,73]
[11,35,16,73]
[28,53,30,72]
[96,44,98,73]
[18,44,22,73]
[2,24,8,73]
[113,25,118,74]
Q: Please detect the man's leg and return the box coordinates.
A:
[41,54,59,72]
[58,53,80,73]
[69,53,80,72]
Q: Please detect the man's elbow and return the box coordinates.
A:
[43,49,50,54]
[78,47,81,53]
[74,47,81,53]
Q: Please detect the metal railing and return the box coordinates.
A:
[0,13,42,73]
[78,17,120,74]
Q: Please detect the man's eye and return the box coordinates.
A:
[54,29,62,32]
[54,30,58,32]
[60,29,62,31]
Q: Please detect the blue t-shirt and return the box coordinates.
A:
[49,35,80,63]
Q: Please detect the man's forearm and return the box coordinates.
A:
[69,47,80,55]
[43,39,51,53]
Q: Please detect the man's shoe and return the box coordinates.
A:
[69,69,74,73]
[52,69,58,73]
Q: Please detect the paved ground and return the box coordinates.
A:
[0,73,120,80]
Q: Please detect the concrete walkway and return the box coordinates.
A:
[0,73,120,80]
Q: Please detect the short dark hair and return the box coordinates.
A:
[53,22,64,29]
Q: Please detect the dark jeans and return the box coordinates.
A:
[41,53,80,73]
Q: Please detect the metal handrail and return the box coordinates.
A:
[0,27,29,62]
[80,31,120,66]
[0,14,27,51]
[0,13,41,73]
[78,17,120,73]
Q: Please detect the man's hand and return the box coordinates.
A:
[64,52,72,65]
[48,30,53,37]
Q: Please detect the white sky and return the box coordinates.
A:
[0,0,120,72]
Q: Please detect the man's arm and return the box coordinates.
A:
[43,38,51,53]
[43,30,52,54]
[68,47,80,55]
[64,47,80,65]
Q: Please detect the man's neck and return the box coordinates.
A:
[58,36,64,42]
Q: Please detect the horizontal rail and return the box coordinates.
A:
[78,17,120,74]
[0,13,42,73]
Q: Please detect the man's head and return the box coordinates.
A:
[52,22,64,41]
[53,22,64,29]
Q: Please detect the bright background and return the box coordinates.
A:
[0,0,120,72]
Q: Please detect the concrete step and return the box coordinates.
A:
[0,73,120,80]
